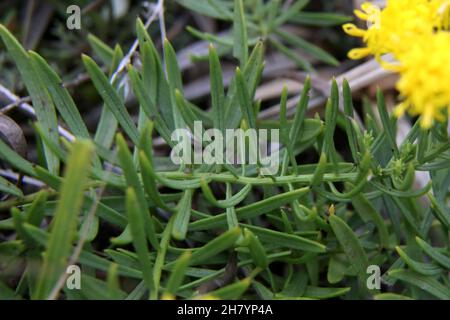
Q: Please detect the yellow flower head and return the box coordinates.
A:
[343,0,447,61]
[343,0,450,128]
[394,32,450,128]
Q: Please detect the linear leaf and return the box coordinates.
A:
[83,55,139,145]
[0,25,59,174]
[94,44,123,148]
[395,246,442,276]
[34,140,94,299]
[190,187,311,230]
[189,227,241,266]
[244,224,326,253]
[275,29,339,66]
[0,175,22,197]
[388,269,450,300]
[172,190,194,241]
[329,214,369,279]
[209,44,225,132]
[415,237,450,269]
[116,134,159,249]
[164,251,192,298]
[29,52,90,139]
[233,0,248,66]
[126,188,154,293]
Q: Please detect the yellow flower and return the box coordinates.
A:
[394,32,450,128]
[343,0,446,61]
[343,0,450,128]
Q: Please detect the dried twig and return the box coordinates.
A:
[0,83,76,142]
[110,0,165,84]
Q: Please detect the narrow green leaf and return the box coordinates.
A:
[275,29,339,66]
[172,190,194,241]
[94,44,123,148]
[376,89,399,157]
[415,237,450,269]
[290,12,352,26]
[189,227,241,266]
[200,179,251,208]
[126,188,154,293]
[374,293,413,300]
[206,277,251,299]
[209,44,225,132]
[428,193,450,229]
[303,286,350,299]
[395,246,442,276]
[138,122,171,210]
[152,217,174,300]
[225,184,239,230]
[29,52,90,139]
[224,41,264,129]
[116,134,159,249]
[164,39,184,93]
[289,77,311,147]
[352,192,390,248]
[274,0,309,26]
[233,0,248,66]
[244,228,268,269]
[235,67,256,128]
[0,175,22,197]
[87,34,114,67]
[34,140,94,299]
[270,37,312,71]
[190,187,311,230]
[164,251,192,298]
[243,224,326,253]
[0,139,35,176]
[175,0,233,20]
[329,214,369,279]
[388,269,450,300]
[342,79,359,162]
[24,190,47,226]
[83,54,139,145]
[127,65,172,145]
[0,24,59,174]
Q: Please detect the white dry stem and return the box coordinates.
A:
[0,169,45,187]
[110,0,164,84]
[0,84,76,142]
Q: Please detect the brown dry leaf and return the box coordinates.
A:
[0,114,27,158]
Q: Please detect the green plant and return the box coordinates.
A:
[177,0,351,70]
[0,2,449,301]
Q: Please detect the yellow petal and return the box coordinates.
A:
[394,102,408,118]
[354,9,369,21]
[348,47,371,60]
[420,106,435,129]
[342,23,366,37]
[361,2,378,14]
